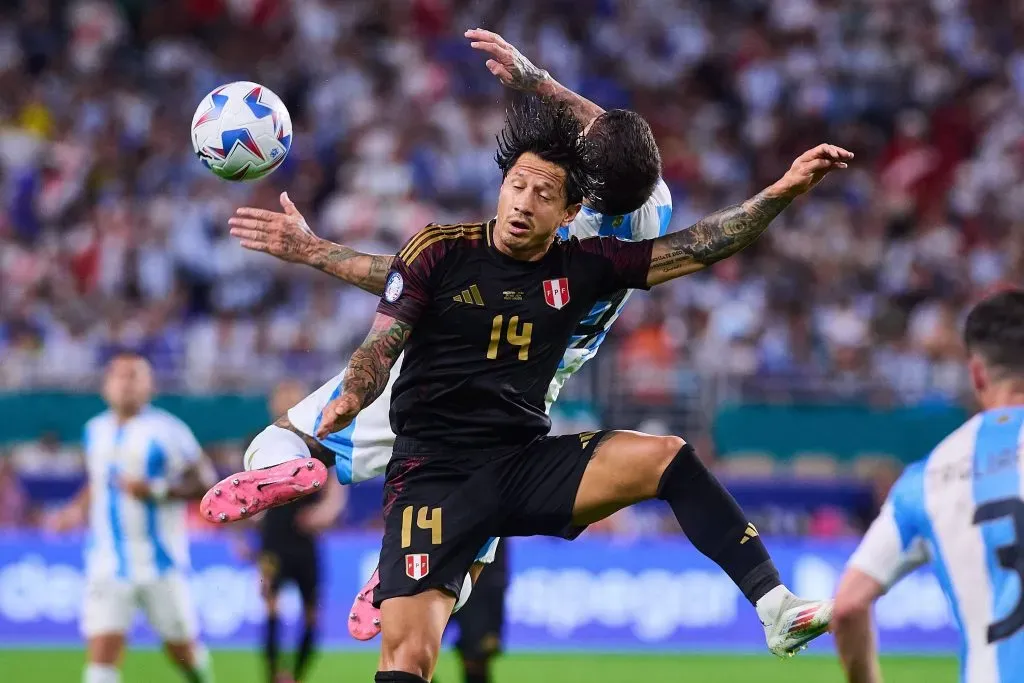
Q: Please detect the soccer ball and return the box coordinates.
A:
[191,81,292,182]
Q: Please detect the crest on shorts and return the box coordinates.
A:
[384,271,404,303]
[542,278,570,310]
[405,553,430,580]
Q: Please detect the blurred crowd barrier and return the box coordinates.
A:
[0,396,942,535]
[0,533,955,653]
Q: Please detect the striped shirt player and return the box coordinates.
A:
[835,290,1024,683]
[81,406,204,642]
[220,179,671,641]
[242,178,673,487]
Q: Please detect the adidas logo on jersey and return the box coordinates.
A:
[740,522,759,544]
[453,284,485,306]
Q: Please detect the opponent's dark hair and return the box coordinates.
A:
[963,289,1024,375]
[495,94,601,207]
[585,109,661,216]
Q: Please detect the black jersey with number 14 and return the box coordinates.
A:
[376,219,652,449]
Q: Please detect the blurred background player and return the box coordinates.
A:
[833,289,1024,683]
[445,540,509,683]
[254,380,346,683]
[47,351,218,683]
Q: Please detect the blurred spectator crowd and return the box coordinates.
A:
[1,0,1023,409]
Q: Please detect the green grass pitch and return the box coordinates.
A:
[0,649,956,682]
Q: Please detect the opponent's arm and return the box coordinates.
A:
[315,313,413,438]
[834,568,886,683]
[645,144,853,287]
[466,28,604,126]
[229,191,394,295]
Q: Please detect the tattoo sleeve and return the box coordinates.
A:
[537,78,605,127]
[306,239,394,296]
[647,190,793,286]
[342,313,412,409]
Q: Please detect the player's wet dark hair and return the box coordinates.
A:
[495,95,601,207]
[585,109,661,216]
[963,289,1024,375]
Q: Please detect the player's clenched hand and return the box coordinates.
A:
[770,144,854,198]
[465,28,550,92]
[316,393,362,439]
[229,191,318,264]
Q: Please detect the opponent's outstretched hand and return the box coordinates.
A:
[316,392,362,439]
[773,144,854,198]
[465,28,550,92]
[228,191,317,263]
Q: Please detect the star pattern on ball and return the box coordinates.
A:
[211,128,265,161]
[244,86,275,119]
[194,87,229,128]
[271,110,292,151]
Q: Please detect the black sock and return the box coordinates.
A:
[294,619,317,681]
[657,443,781,605]
[264,612,280,682]
[462,659,489,683]
[375,672,429,683]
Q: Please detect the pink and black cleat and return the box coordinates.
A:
[348,567,382,641]
[200,459,328,524]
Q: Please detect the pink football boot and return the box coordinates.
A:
[200,459,328,524]
[348,567,382,641]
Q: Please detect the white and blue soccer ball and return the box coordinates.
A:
[191,81,292,182]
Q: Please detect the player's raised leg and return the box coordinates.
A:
[570,431,832,657]
[201,378,338,523]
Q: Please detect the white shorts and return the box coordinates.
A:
[253,358,500,565]
[284,359,401,485]
[81,572,198,642]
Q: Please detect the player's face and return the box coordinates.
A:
[495,153,582,259]
[102,356,154,415]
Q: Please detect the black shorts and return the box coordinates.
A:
[259,544,320,607]
[375,430,608,606]
[453,539,508,659]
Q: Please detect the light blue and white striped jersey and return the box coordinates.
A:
[285,179,673,482]
[850,407,1024,683]
[546,178,673,405]
[84,406,201,582]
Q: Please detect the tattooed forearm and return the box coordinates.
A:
[306,240,394,295]
[342,314,412,409]
[647,190,793,286]
[536,77,605,127]
[508,46,550,92]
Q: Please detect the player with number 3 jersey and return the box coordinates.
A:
[835,290,1024,683]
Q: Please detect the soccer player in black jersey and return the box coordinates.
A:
[257,381,346,683]
[311,94,854,683]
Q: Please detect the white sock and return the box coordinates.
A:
[192,643,215,683]
[754,585,792,624]
[84,663,120,683]
[452,573,473,614]
[244,425,312,471]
